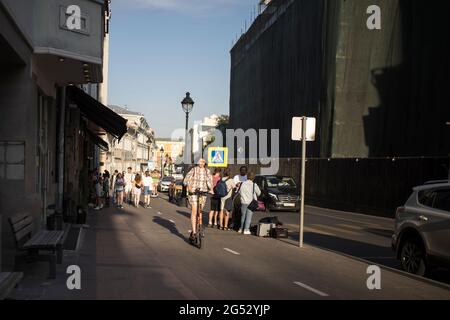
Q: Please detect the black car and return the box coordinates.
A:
[254,175,301,212]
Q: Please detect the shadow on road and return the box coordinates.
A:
[362,228,394,238]
[283,231,450,285]
[176,210,191,219]
[152,216,187,242]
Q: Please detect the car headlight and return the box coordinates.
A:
[268,193,278,200]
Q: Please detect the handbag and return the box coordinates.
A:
[257,201,266,211]
[247,183,259,211]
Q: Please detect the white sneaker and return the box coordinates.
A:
[94,206,100,211]
[243,230,251,235]
[238,229,243,233]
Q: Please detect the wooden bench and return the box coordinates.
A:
[0,272,23,300]
[9,213,65,279]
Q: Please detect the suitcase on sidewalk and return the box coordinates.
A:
[257,223,274,237]
[270,227,289,239]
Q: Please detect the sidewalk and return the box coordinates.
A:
[9,199,450,300]
[10,205,195,300]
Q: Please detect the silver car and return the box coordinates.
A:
[392,182,450,276]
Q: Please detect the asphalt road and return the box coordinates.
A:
[11,194,450,300]
[254,204,450,285]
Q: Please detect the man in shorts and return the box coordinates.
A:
[183,159,213,241]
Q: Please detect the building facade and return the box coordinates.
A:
[191,115,220,162]
[106,105,155,173]
[0,0,126,270]
[153,139,185,175]
[229,0,450,215]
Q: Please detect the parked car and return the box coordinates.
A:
[171,173,184,180]
[158,176,175,192]
[254,175,300,212]
[392,182,450,276]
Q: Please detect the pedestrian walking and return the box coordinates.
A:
[143,171,152,208]
[219,169,236,230]
[133,174,143,207]
[238,172,261,235]
[208,168,222,228]
[151,170,159,197]
[103,171,110,207]
[124,167,135,204]
[110,170,119,204]
[115,173,125,209]
[94,175,104,210]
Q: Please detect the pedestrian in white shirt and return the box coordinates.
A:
[124,167,135,204]
[238,172,261,235]
[233,166,248,187]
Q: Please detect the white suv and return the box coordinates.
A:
[392,182,450,276]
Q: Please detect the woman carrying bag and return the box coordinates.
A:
[238,172,261,235]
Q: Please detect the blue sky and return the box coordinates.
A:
[109,0,258,138]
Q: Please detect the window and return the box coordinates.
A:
[266,176,297,188]
[0,141,25,180]
[433,189,450,212]
[418,190,435,208]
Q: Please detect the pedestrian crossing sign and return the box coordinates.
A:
[208,147,228,167]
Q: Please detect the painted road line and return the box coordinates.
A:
[304,226,334,236]
[294,281,329,297]
[158,212,162,215]
[169,219,175,224]
[224,248,240,255]
[337,223,365,231]
[308,211,388,228]
[310,224,363,236]
[286,224,335,236]
[308,205,395,222]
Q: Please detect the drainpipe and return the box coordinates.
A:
[57,86,66,228]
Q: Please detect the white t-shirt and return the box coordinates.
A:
[233,174,248,185]
[143,176,153,187]
[124,173,135,184]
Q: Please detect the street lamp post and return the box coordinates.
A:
[181,92,194,165]
[160,146,164,179]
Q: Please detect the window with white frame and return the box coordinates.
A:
[0,141,25,180]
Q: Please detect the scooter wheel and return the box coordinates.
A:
[195,236,202,249]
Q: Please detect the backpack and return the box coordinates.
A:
[214,179,229,198]
[116,178,124,187]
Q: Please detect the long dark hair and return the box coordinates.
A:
[135,174,142,183]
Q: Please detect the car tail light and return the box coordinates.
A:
[396,207,405,218]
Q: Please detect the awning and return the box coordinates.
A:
[67,86,128,140]
[86,129,109,151]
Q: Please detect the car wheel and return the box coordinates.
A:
[400,238,427,276]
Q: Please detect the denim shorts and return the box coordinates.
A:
[143,186,151,195]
